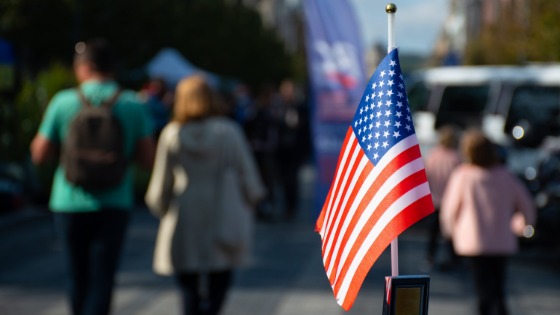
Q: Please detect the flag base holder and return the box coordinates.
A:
[382,275,430,315]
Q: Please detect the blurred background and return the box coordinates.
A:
[0,0,560,314]
[0,0,560,244]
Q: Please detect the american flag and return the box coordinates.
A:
[316,48,434,310]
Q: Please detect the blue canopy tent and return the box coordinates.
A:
[146,48,221,88]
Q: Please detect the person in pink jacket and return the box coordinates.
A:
[440,129,536,315]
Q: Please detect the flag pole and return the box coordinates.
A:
[386,2,399,277]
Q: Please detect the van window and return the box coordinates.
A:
[407,82,430,112]
[505,85,560,147]
[435,85,489,129]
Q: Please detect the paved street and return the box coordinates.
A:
[0,165,559,315]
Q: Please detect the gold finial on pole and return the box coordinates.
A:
[385,3,397,13]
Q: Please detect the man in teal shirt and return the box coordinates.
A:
[30,39,155,315]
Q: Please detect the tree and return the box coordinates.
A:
[171,1,293,91]
[525,1,560,62]
[464,4,526,65]
[464,0,560,65]
[0,0,294,90]
[0,0,73,73]
[0,0,297,165]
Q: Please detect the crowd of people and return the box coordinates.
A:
[139,75,312,222]
[240,80,312,221]
[29,38,311,315]
[27,38,538,315]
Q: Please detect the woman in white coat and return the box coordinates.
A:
[145,75,265,315]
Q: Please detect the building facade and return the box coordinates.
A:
[434,0,530,65]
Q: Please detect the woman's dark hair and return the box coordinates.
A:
[461,129,499,168]
[74,38,116,74]
[438,125,458,149]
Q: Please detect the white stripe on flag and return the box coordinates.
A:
[328,156,426,278]
[322,151,369,258]
[320,132,359,238]
[324,134,419,276]
[336,182,431,302]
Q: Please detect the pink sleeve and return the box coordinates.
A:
[511,175,537,235]
[439,168,463,238]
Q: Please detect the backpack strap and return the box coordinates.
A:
[76,88,122,108]
[76,89,92,108]
[101,88,122,109]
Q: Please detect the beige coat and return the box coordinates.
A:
[145,118,265,275]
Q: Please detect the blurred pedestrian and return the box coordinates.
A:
[243,84,279,220]
[141,77,173,141]
[440,129,536,315]
[275,79,311,221]
[232,84,253,125]
[30,38,156,315]
[145,75,265,315]
[423,125,461,270]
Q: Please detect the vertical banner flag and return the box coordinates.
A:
[303,0,367,218]
[316,48,434,310]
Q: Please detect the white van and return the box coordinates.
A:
[406,64,560,175]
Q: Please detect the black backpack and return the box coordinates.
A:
[62,88,126,191]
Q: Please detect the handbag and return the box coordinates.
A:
[214,135,254,263]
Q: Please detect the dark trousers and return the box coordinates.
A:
[254,152,278,219]
[427,209,458,266]
[467,256,509,315]
[176,270,232,315]
[278,151,300,220]
[54,209,130,315]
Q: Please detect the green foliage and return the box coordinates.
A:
[0,0,297,165]
[0,0,295,90]
[464,1,560,65]
[1,63,75,161]
[74,0,184,71]
[464,4,524,65]
[0,97,17,161]
[0,0,73,72]
[171,1,293,90]
[525,1,560,62]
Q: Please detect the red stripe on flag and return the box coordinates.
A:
[323,145,423,282]
[320,130,358,235]
[331,169,429,288]
[316,128,354,232]
[322,147,365,253]
[340,195,434,310]
[322,158,373,267]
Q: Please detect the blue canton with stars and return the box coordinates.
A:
[351,49,415,163]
